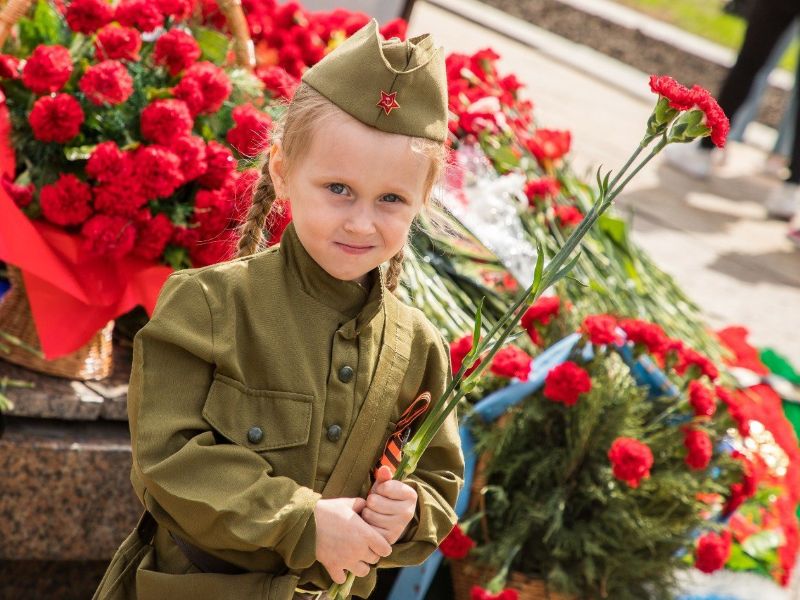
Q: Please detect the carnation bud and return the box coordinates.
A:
[667,109,711,144]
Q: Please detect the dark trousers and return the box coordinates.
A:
[701,0,800,183]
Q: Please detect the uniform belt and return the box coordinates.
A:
[169,530,248,575]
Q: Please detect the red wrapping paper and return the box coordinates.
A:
[0,103,173,359]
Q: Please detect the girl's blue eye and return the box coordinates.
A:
[328,183,347,195]
[382,193,404,204]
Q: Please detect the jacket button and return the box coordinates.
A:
[247,426,264,444]
[338,365,354,383]
[326,424,342,442]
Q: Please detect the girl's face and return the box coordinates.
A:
[268,110,430,286]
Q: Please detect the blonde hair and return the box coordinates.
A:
[235,82,451,293]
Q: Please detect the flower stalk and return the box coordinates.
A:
[328,78,729,599]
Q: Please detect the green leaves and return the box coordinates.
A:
[667,109,711,144]
[194,26,230,66]
[163,245,190,270]
[470,297,484,360]
[645,96,679,138]
[17,0,66,52]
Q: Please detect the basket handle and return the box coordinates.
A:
[216,0,255,70]
[0,0,33,48]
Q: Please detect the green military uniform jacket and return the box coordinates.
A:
[118,221,464,599]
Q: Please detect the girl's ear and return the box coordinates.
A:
[268,142,286,197]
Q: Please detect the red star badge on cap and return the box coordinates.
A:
[377,90,400,115]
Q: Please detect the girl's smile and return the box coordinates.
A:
[335,242,376,255]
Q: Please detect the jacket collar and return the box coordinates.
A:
[279,221,386,329]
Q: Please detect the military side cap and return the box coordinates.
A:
[300,19,448,143]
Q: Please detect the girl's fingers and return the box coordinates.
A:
[353,561,371,577]
[372,480,417,501]
[366,493,405,514]
[362,507,394,528]
[363,523,392,556]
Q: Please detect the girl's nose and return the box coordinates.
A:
[343,206,377,236]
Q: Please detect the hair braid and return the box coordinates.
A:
[385,246,405,292]
[235,158,276,258]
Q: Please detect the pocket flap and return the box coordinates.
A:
[201,374,313,451]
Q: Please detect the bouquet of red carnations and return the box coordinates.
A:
[0,0,289,358]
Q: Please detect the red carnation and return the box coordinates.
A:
[520,295,560,328]
[554,204,582,227]
[489,346,532,381]
[81,214,136,258]
[115,0,164,32]
[174,61,231,116]
[171,223,200,248]
[155,0,193,20]
[439,524,475,560]
[543,361,592,407]
[450,334,481,377]
[231,169,260,222]
[267,197,292,245]
[649,75,696,111]
[676,346,719,381]
[22,45,73,94]
[581,314,619,345]
[683,427,713,470]
[134,146,183,199]
[65,0,113,34]
[0,54,20,79]
[608,437,654,488]
[226,103,272,157]
[688,380,716,417]
[255,65,300,100]
[189,226,237,267]
[199,141,235,189]
[689,84,730,148]
[169,135,207,183]
[140,99,193,146]
[95,24,141,61]
[619,318,668,354]
[86,141,125,183]
[714,386,751,436]
[79,60,133,106]
[1,176,34,208]
[154,29,201,76]
[649,75,729,148]
[380,18,407,40]
[192,187,234,236]
[133,212,174,260]
[527,128,571,164]
[93,179,148,217]
[694,530,732,574]
[524,177,560,206]
[723,452,757,515]
[39,174,92,226]
[29,94,84,143]
[470,586,518,600]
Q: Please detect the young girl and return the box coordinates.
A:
[94,18,464,600]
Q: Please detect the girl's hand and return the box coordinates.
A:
[362,466,418,544]
[313,497,392,584]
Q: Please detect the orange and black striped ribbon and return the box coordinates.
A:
[373,391,432,478]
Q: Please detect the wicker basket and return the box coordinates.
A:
[450,558,576,600]
[0,266,114,380]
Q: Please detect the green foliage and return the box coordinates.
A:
[16,0,68,53]
[195,26,231,65]
[467,349,741,599]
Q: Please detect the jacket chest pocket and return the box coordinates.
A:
[201,373,314,469]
